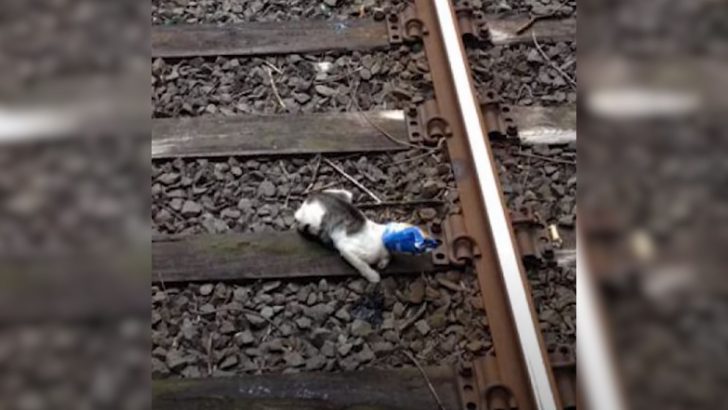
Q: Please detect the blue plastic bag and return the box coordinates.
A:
[382,224,439,255]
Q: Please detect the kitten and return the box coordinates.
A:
[294,189,393,283]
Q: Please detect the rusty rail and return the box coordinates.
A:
[407,0,564,408]
[577,230,626,410]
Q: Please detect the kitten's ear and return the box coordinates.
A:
[323,189,353,203]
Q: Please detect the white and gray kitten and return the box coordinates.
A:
[294,189,410,283]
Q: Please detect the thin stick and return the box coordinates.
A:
[323,158,382,203]
[515,12,555,34]
[263,60,283,74]
[260,325,272,344]
[347,78,359,111]
[303,154,322,194]
[389,138,445,166]
[401,350,446,410]
[560,58,576,71]
[515,15,538,34]
[278,160,290,179]
[266,67,287,109]
[359,111,426,150]
[389,151,436,166]
[398,302,427,332]
[346,68,429,151]
[239,308,284,333]
[206,334,213,375]
[154,272,171,313]
[532,32,576,89]
[359,199,445,208]
[516,151,576,165]
[516,83,534,102]
[436,277,462,292]
[311,180,339,192]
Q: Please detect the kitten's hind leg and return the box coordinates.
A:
[339,249,381,283]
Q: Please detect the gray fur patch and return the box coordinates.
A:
[305,191,366,244]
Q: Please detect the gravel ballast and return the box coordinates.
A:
[152,0,405,25]
[152,152,457,235]
[152,49,430,118]
[152,273,490,377]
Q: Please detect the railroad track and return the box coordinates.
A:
[151,1,577,409]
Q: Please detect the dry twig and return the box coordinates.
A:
[516,151,576,165]
[515,15,538,34]
[389,138,445,166]
[359,111,427,150]
[359,199,445,208]
[303,154,323,194]
[347,78,360,112]
[154,272,170,313]
[206,334,213,375]
[323,158,383,203]
[301,180,339,193]
[516,83,534,102]
[560,57,576,71]
[398,302,428,332]
[532,32,576,89]
[401,350,447,410]
[263,60,283,74]
[515,12,555,34]
[278,160,291,179]
[346,68,430,151]
[260,326,273,344]
[265,67,287,109]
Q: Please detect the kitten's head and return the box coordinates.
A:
[294,190,365,237]
[294,198,325,236]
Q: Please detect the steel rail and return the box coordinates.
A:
[430,1,560,409]
[578,232,627,410]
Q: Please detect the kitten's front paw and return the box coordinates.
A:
[376,257,390,270]
[361,269,381,283]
